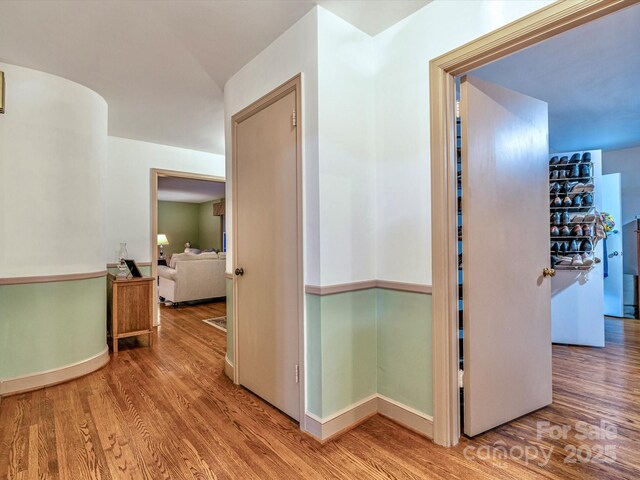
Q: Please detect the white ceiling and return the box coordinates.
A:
[0,0,428,155]
[470,3,640,153]
[158,177,225,204]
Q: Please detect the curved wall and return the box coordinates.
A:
[0,63,109,391]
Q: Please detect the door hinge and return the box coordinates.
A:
[295,364,299,383]
[292,109,297,127]
[458,369,464,388]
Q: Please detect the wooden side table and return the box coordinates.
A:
[107,273,154,353]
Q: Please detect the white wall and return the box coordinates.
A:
[317,8,376,285]
[0,62,108,277]
[374,0,553,285]
[105,137,224,264]
[224,8,320,283]
[603,145,640,274]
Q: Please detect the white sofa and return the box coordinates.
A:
[158,252,226,303]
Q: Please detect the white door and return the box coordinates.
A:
[461,76,552,437]
[603,173,624,317]
[235,88,300,421]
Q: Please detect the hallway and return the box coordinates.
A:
[0,305,638,479]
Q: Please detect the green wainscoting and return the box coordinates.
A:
[0,277,107,379]
[377,289,433,415]
[304,287,433,420]
[226,277,234,364]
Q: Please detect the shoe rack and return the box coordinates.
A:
[549,152,597,271]
[456,111,465,425]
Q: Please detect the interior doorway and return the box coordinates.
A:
[430,0,638,447]
[150,169,226,329]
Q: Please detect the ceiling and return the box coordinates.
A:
[158,177,225,204]
[0,0,428,155]
[470,3,640,153]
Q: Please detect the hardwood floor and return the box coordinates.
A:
[1,305,639,479]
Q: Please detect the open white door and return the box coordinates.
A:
[461,76,552,437]
[603,173,624,317]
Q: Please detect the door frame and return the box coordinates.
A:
[231,75,305,427]
[429,0,635,447]
[150,168,226,327]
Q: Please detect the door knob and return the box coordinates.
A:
[234,267,244,276]
[543,267,555,278]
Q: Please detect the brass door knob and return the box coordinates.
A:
[543,267,555,278]
[234,267,244,276]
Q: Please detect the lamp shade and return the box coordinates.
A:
[157,234,170,246]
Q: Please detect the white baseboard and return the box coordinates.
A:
[0,346,110,397]
[305,394,378,442]
[377,394,433,438]
[304,394,433,442]
[224,355,234,380]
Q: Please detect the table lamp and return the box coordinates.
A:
[157,234,169,259]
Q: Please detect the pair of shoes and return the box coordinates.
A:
[582,192,594,206]
[582,224,593,236]
[582,239,593,252]
[559,225,571,236]
[551,226,560,236]
[569,239,581,252]
[581,152,591,163]
[582,253,594,266]
[571,225,583,236]
[570,182,594,194]
[579,164,591,177]
[559,156,570,165]
[550,182,561,193]
[569,153,582,164]
[550,156,560,165]
[550,170,559,180]
[551,196,563,208]
[551,211,562,225]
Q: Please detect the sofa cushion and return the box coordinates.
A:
[169,251,219,268]
[158,265,178,281]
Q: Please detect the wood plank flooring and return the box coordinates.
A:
[1,304,639,479]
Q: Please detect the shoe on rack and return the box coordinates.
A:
[582,253,594,266]
[558,169,568,180]
[571,224,583,236]
[569,164,581,178]
[571,214,585,223]
[569,239,580,252]
[551,196,563,208]
[570,182,585,193]
[550,241,559,252]
[559,241,569,254]
[579,164,591,178]
[551,226,560,236]
[550,156,560,165]
[559,155,570,165]
[582,239,593,252]
[563,181,578,193]
[550,170,559,180]
[550,182,561,193]
[572,254,584,266]
[582,192,593,206]
[581,183,594,193]
[583,213,596,222]
[552,211,562,225]
[562,210,571,224]
[551,255,559,266]
[572,194,583,207]
[581,152,591,163]
[557,256,572,265]
[560,225,571,236]
[582,224,593,236]
[563,196,574,207]
[570,153,581,163]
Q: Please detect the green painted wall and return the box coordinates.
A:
[304,288,433,420]
[198,201,223,251]
[226,277,234,364]
[158,201,201,255]
[319,290,377,417]
[0,277,107,379]
[306,294,323,416]
[377,289,433,415]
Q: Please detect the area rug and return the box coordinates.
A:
[202,316,227,332]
